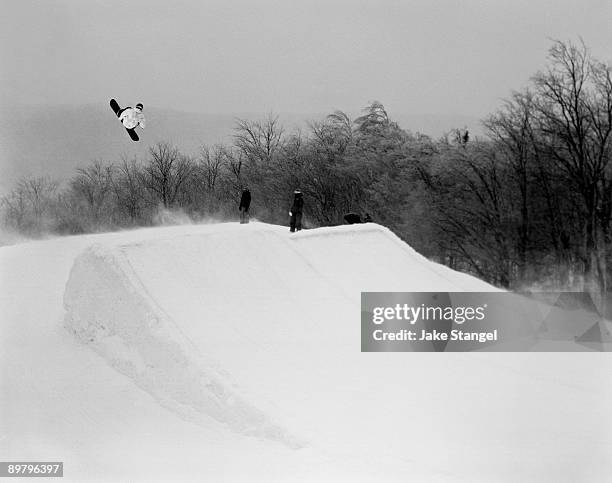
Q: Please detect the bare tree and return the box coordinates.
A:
[198,144,230,192]
[143,142,195,208]
[354,101,390,134]
[310,110,353,159]
[113,157,146,223]
[1,177,58,233]
[483,91,538,280]
[70,162,114,225]
[434,142,515,286]
[1,187,28,231]
[233,114,285,165]
[532,39,612,296]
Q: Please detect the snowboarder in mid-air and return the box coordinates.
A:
[289,189,304,232]
[110,99,146,141]
[239,187,251,224]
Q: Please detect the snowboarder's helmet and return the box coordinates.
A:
[136,103,143,110]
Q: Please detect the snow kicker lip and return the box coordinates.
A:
[62,243,304,449]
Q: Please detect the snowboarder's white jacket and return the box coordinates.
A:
[119,107,146,130]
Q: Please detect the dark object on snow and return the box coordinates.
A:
[363,213,372,223]
[344,213,362,224]
[239,188,251,224]
[289,190,304,232]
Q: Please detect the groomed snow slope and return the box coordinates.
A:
[2,222,612,482]
[63,224,498,446]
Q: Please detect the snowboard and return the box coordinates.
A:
[110,98,139,141]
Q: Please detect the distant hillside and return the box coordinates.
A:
[0,103,482,194]
[0,104,239,193]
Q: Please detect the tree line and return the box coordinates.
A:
[2,40,611,299]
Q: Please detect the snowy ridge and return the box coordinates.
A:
[290,223,498,292]
[62,222,497,450]
[63,242,304,449]
[2,221,611,481]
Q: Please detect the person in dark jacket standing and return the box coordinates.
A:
[239,187,251,224]
[289,189,304,232]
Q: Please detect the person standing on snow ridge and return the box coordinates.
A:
[289,189,304,232]
[118,103,146,130]
[239,187,251,224]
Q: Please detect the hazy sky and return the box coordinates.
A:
[2,0,611,118]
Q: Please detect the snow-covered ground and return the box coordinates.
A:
[1,222,611,482]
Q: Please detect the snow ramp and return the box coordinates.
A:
[63,222,496,448]
[2,221,610,481]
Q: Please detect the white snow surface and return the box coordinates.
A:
[1,222,611,482]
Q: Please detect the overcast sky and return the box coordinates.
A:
[1,0,611,118]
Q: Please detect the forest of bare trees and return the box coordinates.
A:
[2,40,611,297]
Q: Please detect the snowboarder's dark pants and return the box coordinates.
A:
[290,212,302,232]
[240,209,249,224]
